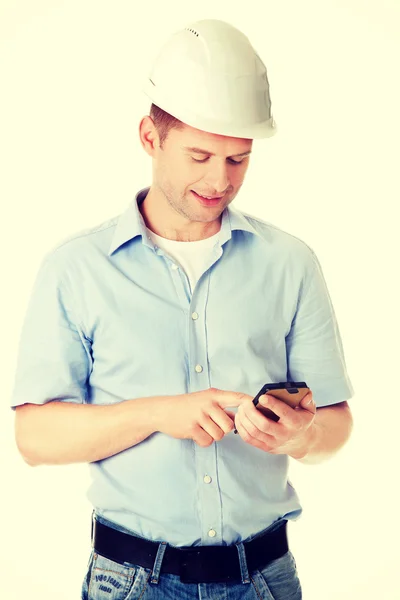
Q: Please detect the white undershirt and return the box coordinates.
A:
[146,227,220,294]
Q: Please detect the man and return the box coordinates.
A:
[11,19,354,600]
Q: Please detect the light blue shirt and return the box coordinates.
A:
[11,187,354,546]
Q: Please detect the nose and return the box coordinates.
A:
[204,161,230,195]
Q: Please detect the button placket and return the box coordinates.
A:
[186,270,221,543]
[195,444,222,544]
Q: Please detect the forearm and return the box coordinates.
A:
[290,404,353,465]
[15,397,160,466]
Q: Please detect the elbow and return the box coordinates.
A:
[344,404,354,442]
[14,405,44,467]
[20,453,40,467]
[15,435,43,467]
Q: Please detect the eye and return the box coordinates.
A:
[191,157,209,163]
[191,157,243,165]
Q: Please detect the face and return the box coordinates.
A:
[140,117,253,236]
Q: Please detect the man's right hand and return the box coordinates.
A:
[152,387,248,447]
[14,388,248,466]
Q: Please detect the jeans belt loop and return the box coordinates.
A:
[235,541,251,584]
[150,541,167,585]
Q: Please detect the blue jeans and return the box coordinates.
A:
[81,518,302,600]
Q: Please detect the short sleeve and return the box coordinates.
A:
[10,251,92,410]
[286,249,354,408]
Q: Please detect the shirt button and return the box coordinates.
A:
[195,365,203,373]
[208,529,217,538]
[203,475,212,484]
[191,312,199,320]
[171,264,179,270]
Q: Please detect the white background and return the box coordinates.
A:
[1,1,399,598]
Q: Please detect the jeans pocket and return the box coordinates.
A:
[86,552,150,600]
[251,551,302,600]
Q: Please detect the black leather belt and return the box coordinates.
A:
[92,517,289,584]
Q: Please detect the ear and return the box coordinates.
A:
[139,116,160,157]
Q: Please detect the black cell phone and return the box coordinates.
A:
[233,381,309,434]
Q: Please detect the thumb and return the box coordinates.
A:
[300,391,316,413]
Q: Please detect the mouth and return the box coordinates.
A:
[191,190,224,206]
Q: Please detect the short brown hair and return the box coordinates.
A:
[150,103,184,147]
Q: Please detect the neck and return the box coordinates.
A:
[139,186,222,242]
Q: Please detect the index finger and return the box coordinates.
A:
[213,389,250,408]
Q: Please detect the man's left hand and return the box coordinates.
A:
[234,391,317,458]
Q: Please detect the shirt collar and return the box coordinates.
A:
[108,187,262,256]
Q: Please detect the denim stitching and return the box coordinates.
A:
[93,566,134,579]
[150,542,167,584]
[87,554,98,598]
[137,569,151,600]
[88,553,135,597]
[235,542,250,584]
[249,574,264,600]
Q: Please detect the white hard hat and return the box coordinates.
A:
[142,19,277,139]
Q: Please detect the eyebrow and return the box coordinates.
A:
[183,146,252,158]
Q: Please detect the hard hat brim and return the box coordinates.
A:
[142,82,277,140]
